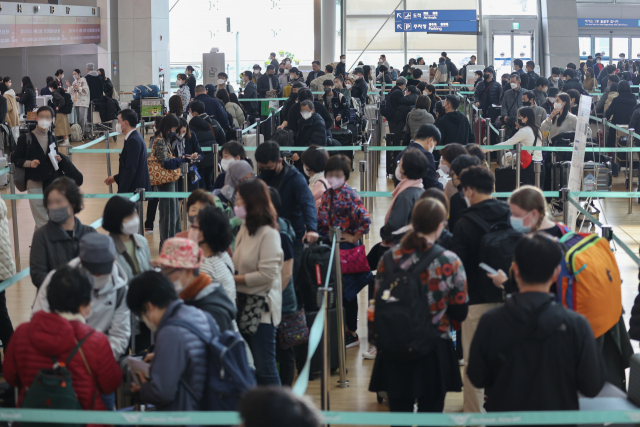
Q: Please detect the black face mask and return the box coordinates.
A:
[502,80,508,85]
[290,92,298,100]
[483,74,491,81]
[523,101,532,106]
[518,119,526,127]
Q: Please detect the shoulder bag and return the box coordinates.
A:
[148,137,181,187]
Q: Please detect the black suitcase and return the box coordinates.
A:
[346,123,359,144]
[494,167,517,194]
[306,307,343,374]
[551,161,571,191]
[386,133,398,178]
[330,128,354,164]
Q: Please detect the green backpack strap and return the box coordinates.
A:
[63,331,95,365]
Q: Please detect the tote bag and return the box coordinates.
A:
[148,137,181,186]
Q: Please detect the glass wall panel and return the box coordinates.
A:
[594,37,610,62]
[407,34,476,68]
[347,0,396,15]
[632,38,640,61]
[483,0,537,16]
[579,37,591,61]
[612,37,629,61]
[346,18,403,51]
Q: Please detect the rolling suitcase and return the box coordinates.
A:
[385,133,398,178]
[330,128,354,165]
[551,161,571,191]
[306,307,344,374]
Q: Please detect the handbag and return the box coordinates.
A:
[148,137,181,187]
[340,244,371,275]
[277,308,310,349]
[236,292,266,336]
[520,150,532,169]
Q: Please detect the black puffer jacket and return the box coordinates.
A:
[628,253,640,340]
[605,91,638,145]
[17,87,36,113]
[287,101,332,136]
[436,111,475,145]
[629,104,640,146]
[296,112,327,147]
[392,92,418,125]
[189,115,218,168]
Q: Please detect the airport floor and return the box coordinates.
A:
[2,131,639,419]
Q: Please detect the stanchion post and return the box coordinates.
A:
[534,162,542,189]
[64,145,73,163]
[602,118,607,148]
[601,224,613,241]
[331,227,349,388]
[317,284,332,411]
[256,117,262,140]
[181,162,189,232]
[136,188,145,235]
[515,143,522,189]
[561,187,570,225]
[499,128,506,143]
[476,109,483,145]
[359,160,369,240]
[236,128,243,143]
[105,130,113,194]
[363,143,373,214]
[628,127,634,214]
[8,164,20,271]
[212,143,219,183]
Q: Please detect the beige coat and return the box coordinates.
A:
[70,77,89,108]
[225,102,245,128]
[310,73,335,93]
[233,224,283,326]
[3,90,19,128]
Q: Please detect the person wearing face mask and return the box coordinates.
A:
[595,74,620,114]
[593,55,604,76]
[282,67,305,98]
[305,61,324,87]
[297,100,328,151]
[213,141,252,191]
[155,237,236,333]
[521,91,546,126]
[335,54,347,78]
[172,118,202,191]
[403,95,435,143]
[333,76,351,104]
[188,101,225,191]
[447,154,481,231]
[533,77,549,108]
[541,93,577,144]
[29,177,95,288]
[321,80,349,128]
[67,69,90,135]
[13,106,63,229]
[583,68,598,92]
[278,66,290,92]
[562,69,587,95]
[251,64,263,84]
[498,73,526,134]
[310,64,335,93]
[395,124,442,191]
[185,65,197,100]
[33,233,131,363]
[48,80,72,147]
[317,155,371,348]
[437,95,475,145]
[370,197,467,415]
[523,60,540,91]
[549,67,565,91]
[302,145,330,208]
[439,143,469,198]
[215,160,254,219]
[232,179,284,385]
[350,67,368,106]
[540,86,559,115]
[284,89,333,141]
[7,265,122,412]
[217,88,245,128]
[175,73,191,111]
[449,165,510,414]
[473,67,502,125]
[617,53,630,72]
[126,271,228,410]
[215,72,234,96]
[175,189,216,240]
[104,109,152,194]
[280,82,305,124]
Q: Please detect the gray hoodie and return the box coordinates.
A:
[32,257,131,359]
[404,108,435,138]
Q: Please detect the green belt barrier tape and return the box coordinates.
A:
[567,196,640,267]
[489,123,499,135]
[292,239,335,396]
[0,167,9,176]
[358,191,392,197]
[0,268,30,293]
[72,135,106,150]
[90,217,103,229]
[1,193,132,200]
[590,115,603,123]
[2,408,640,425]
[129,193,140,203]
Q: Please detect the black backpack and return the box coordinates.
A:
[295,243,336,312]
[59,91,74,115]
[272,129,294,147]
[374,245,445,360]
[466,212,522,301]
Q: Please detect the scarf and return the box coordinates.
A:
[385,179,424,223]
[180,273,211,301]
[56,311,87,324]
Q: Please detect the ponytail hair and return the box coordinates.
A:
[401,199,447,252]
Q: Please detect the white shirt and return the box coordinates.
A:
[497,126,543,162]
[125,129,135,141]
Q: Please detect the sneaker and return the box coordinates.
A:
[459,359,465,367]
[363,345,377,359]
[144,228,154,235]
[345,334,360,349]
[58,140,70,147]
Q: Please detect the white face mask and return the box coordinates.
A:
[303,167,311,177]
[142,314,157,332]
[217,79,225,85]
[353,75,360,80]
[346,84,352,89]
[284,69,289,75]
[394,165,403,181]
[463,189,472,207]
[439,163,450,175]
[301,111,312,120]
[116,123,123,134]
[552,77,559,82]
[178,132,186,140]
[92,274,111,290]
[341,59,346,63]
[172,272,185,293]
[510,82,518,90]
[326,176,345,190]
[286,61,291,65]
[122,216,139,235]
[220,158,234,171]
[38,119,51,130]
[73,75,78,80]
[177,79,183,86]
[554,102,563,110]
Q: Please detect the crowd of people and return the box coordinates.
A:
[0,50,636,423]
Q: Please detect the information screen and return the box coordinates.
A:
[0,15,99,49]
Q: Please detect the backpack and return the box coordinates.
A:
[166,314,256,411]
[132,84,160,100]
[70,124,83,142]
[466,212,522,301]
[296,243,336,312]
[14,132,37,192]
[271,129,294,147]
[527,72,540,90]
[374,245,445,360]
[21,331,95,425]
[557,231,622,338]
[0,124,16,155]
[447,60,458,77]
[59,91,74,114]
[380,88,400,119]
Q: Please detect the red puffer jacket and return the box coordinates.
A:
[3,311,122,409]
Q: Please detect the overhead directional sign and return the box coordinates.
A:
[578,18,640,28]
[394,10,477,33]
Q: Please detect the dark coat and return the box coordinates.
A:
[563,78,587,95]
[13,130,59,185]
[85,72,104,102]
[103,78,114,98]
[183,277,237,333]
[392,93,418,125]
[192,94,229,130]
[39,87,53,96]
[305,70,325,88]
[351,78,368,105]
[189,115,218,168]
[256,73,282,98]
[240,81,258,115]
[474,79,502,117]
[468,292,606,413]
[322,92,349,124]
[259,162,317,246]
[450,198,510,305]
[30,217,96,288]
[629,104,640,146]
[287,101,332,136]
[380,187,423,243]
[114,129,151,193]
[17,87,36,113]
[297,112,327,147]
[186,74,196,100]
[605,91,638,146]
[0,96,6,125]
[335,62,346,78]
[385,86,404,119]
[396,142,442,191]
[436,111,475,145]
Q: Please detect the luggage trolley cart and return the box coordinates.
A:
[616,128,639,190]
[576,161,613,232]
[88,97,120,141]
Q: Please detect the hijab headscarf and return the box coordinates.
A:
[220,160,253,202]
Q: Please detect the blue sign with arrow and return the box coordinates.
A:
[394,9,477,33]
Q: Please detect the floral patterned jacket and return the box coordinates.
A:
[317,183,370,237]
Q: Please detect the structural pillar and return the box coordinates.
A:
[540,0,578,76]
[320,0,336,66]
